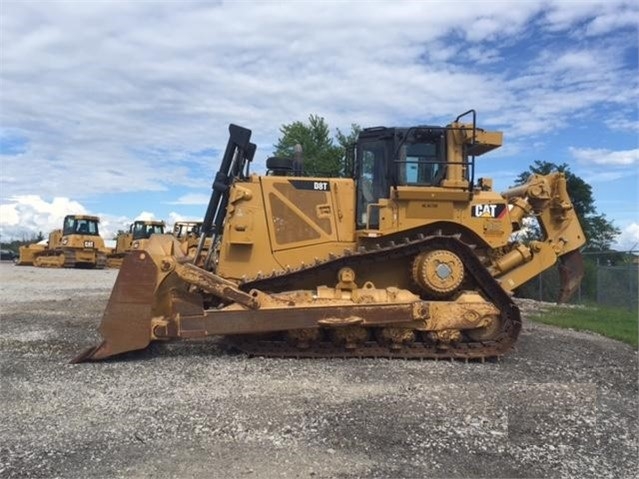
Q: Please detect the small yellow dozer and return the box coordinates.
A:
[106,220,165,268]
[17,215,107,268]
[16,242,47,266]
[172,221,212,265]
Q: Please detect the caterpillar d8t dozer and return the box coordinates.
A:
[19,215,108,268]
[74,111,586,363]
[106,220,166,268]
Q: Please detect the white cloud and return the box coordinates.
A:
[581,171,628,183]
[98,215,131,241]
[612,222,639,251]
[0,195,166,241]
[1,1,637,200]
[167,211,195,224]
[585,7,639,36]
[167,193,210,206]
[603,114,639,133]
[569,147,639,166]
[551,51,599,71]
[0,195,87,240]
[134,211,159,221]
[165,211,203,232]
[0,0,637,237]
[543,0,637,35]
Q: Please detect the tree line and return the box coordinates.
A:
[0,232,45,254]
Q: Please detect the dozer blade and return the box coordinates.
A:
[71,251,159,363]
[557,249,585,304]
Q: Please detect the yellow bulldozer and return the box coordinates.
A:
[74,111,586,363]
[172,221,212,265]
[106,220,165,268]
[15,241,47,266]
[172,220,202,255]
[17,215,108,268]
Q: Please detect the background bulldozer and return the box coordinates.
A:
[172,220,202,256]
[15,242,47,266]
[17,215,108,268]
[172,221,212,264]
[106,220,165,268]
[75,111,586,363]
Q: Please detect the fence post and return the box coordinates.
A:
[596,257,601,305]
[538,273,542,301]
[626,264,635,311]
[578,282,581,304]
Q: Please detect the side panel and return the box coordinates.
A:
[262,177,337,249]
[216,179,283,281]
[216,177,357,282]
[373,188,513,248]
[262,177,356,269]
[463,191,514,247]
[261,177,356,248]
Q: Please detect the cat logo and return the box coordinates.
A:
[471,203,507,218]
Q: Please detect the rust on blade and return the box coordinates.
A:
[557,249,585,304]
[72,251,160,363]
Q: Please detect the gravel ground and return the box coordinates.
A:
[0,261,637,479]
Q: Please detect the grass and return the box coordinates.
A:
[528,304,638,348]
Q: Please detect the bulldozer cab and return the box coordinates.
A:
[63,215,100,236]
[354,110,502,229]
[355,126,446,228]
[131,221,165,240]
[173,221,202,239]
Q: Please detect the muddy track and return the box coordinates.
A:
[233,234,521,359]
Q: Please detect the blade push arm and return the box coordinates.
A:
[494,173,587,301]
[502,173,586,256]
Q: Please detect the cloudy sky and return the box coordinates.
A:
[1,1,638,250]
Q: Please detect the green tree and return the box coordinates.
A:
[335,123,362,177]
[515,160,620,251]
[273,115,360,177]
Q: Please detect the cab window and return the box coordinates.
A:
[397,141,442,186]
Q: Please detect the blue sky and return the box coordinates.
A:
[1,1,638,249]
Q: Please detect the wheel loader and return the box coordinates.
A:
[18,215,108,268]
[106,220,166,268]
[74,110,586,363]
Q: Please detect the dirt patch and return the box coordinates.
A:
[0,263,637,478]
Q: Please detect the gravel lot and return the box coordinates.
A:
[0,261,637,478]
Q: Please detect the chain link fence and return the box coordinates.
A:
[516,252,639,311]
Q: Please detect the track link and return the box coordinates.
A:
[227,233,521,360]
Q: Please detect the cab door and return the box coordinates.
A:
[356,139,390,229]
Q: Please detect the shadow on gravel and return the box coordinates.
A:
[72,338,234,364]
